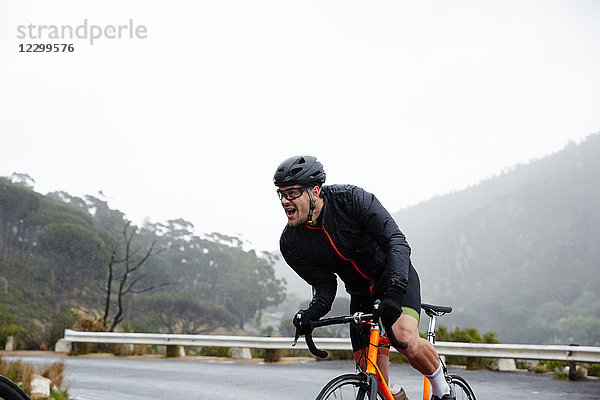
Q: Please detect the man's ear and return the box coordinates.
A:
[311,185,321,199]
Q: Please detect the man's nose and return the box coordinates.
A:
[280,196,292,205]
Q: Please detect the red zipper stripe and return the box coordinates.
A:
[320,225,375,294]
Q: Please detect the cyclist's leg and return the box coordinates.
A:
[391,314,440,373]
[353,346,390,383]
[390,267,451,398]
[350,294,392,380]
[350,293,394,384]
[392,315,451,398]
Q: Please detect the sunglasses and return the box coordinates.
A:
[277,187,309,201]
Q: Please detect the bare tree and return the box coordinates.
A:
[102,223,170,331]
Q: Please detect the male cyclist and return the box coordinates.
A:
[274,155,454,400]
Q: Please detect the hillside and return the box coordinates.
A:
[394,133,600,344]
[0,180,285,348]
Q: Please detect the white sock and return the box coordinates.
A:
[425,363,450,397]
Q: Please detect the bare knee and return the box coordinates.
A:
[400,336,428,360]
[390,315,422,359]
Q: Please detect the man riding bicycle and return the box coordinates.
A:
[274,155,454,400]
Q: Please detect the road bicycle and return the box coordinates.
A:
[293,301,477,400]
[0,375,30,400]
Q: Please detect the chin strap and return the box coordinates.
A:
[306,188,317,225]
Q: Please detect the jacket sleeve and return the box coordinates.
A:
[280,234,337,318]
[350,186,411,294]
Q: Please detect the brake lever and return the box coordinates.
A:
[373,299,408,350]
[378,316,387,336]
[292,312,302,346]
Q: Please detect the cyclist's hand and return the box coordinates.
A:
[374,286,405,329]
[292,308,319,335]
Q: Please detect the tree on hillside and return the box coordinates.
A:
[0,178,42,260]
[142,220,287,330]
[37,222,107,315]
[221,249,286,329]
[130,292,235,334]
[10,173,35,189]
[102,223,172,332]
[47,191,128,234]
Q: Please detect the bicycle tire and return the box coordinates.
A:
[315,373,385,400]
[448,374,476,400]
[0,375,30,400]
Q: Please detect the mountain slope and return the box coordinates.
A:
[393,133,600,344]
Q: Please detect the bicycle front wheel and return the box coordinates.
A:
[448,374,476,400]
[315,373,385,400]
[0,375,30,400]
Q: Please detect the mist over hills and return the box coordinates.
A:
[394,133,600,344]
[274,133,600,345]
[3,133,598,347]
[0,178,286,346]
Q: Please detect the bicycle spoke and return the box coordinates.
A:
[316,374,384,400]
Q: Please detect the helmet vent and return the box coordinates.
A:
[290,166,303,175]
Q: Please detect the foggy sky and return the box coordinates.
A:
[1,0,599,251]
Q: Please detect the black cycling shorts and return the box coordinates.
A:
[349,265,421,352]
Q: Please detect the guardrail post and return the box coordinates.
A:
[568,361,576,381]
[166,345,186,357]
[4,336,15,351]
[55,339,72,353]
[490,358,516,371]
[568,344,579,381]
[231,347,252,359]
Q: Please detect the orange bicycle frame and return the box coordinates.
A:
[366,322,431,400]
[364,323,396,400]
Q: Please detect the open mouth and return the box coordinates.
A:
[284,207,297,218]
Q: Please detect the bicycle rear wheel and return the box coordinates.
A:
[0,375,30,400]
[448,374,476,400]
[315,373,385,400]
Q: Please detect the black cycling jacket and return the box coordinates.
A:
[279,184,412,318]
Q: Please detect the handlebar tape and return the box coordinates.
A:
[305,331,329,359]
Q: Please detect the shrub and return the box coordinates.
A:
[529,360,568,374]
[46,309,80,349]
[50,387,71,400]
[0,358,34,394]
[326,350,353,360]
[200,346,231,357]
[263,348,283,362]
[39,361,65,388]
[112,343,150,356]
[69,318,105,355]
[553,366,569,380]
[1,357,72,398]
[0,324,26,349]
[435,325,500,370]
[587,363,600,377]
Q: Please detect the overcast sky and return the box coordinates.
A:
[1,0,599,252]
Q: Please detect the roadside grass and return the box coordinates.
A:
[0,356,72,399]
[0,357,33,394]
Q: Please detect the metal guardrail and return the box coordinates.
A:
[61,329,600,363]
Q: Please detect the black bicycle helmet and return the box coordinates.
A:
[273,155,326,187]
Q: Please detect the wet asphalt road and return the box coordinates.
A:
[6,355,600,399]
